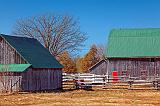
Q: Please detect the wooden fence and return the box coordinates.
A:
[62,73,160,90]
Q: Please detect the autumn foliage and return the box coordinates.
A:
[76,44,101,73]
[57,51,76,73]
[57,44,104,73]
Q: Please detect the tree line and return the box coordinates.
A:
[57,44,105,73]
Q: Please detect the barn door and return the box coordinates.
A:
[112,71,118,83]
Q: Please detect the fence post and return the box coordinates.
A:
[103,76,105,87]
[156,81,158,90]
[108,75,110,83]
[10,78,12,92]
[18,77,21,91]
[128,80,133,90]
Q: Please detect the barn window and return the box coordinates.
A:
[140,62,147,70]
[150,58,155,62]
[155,62,160,76]
[141,70,147,76]
[155,70,159,76]
[122,61,127,70]
[121,70,128,76]
[140,70,147,80]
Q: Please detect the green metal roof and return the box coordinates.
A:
[0,64,31,72]
[1,34,63,68]
[106,28,160,58]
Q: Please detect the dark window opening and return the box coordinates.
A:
[121,70,128,76]
[150,58,155,62]
[141,70,147,76]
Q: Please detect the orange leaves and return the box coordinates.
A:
[57,51,76,73]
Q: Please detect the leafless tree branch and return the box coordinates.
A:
[12,13,87,56]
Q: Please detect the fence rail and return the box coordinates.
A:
[62,73,160,90]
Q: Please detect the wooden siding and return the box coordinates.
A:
[0,37,26,64]
[0,69,62,92]
[90,60,108,75]
[90,59,160,80]
[21,68,62,91]
[108,60,160,78]
[0,75,22,92]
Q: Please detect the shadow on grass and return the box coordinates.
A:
[102,87,160,91]
[9,85,160,95]
[17,87,96,94]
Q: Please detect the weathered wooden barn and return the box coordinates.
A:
[0,34,63,92]
[90,28,160,80]
[89,59,107,75]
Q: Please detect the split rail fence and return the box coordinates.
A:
[62,73,160,90]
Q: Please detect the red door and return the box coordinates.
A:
[112,71,118,83]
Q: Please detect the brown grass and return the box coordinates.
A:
[0,88,160,106]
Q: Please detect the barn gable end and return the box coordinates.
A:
[0,36,27,64]
[1,34,63,68]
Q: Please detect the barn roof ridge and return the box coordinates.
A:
[109,28,160,38]
[0,34,63,68]
[0,33,35,38]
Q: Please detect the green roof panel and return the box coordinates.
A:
[0,64,31,72]
[1,35,63,68]
[106,28,160,58]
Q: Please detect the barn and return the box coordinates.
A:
[0,34,63,92]
[89,59,107,75]
[90,28,160,80]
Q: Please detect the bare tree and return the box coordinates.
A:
[12,13,87,56]
[96,44,106,60]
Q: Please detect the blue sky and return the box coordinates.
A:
[0,0,160,55]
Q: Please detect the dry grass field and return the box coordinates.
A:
[0,87,160,106]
